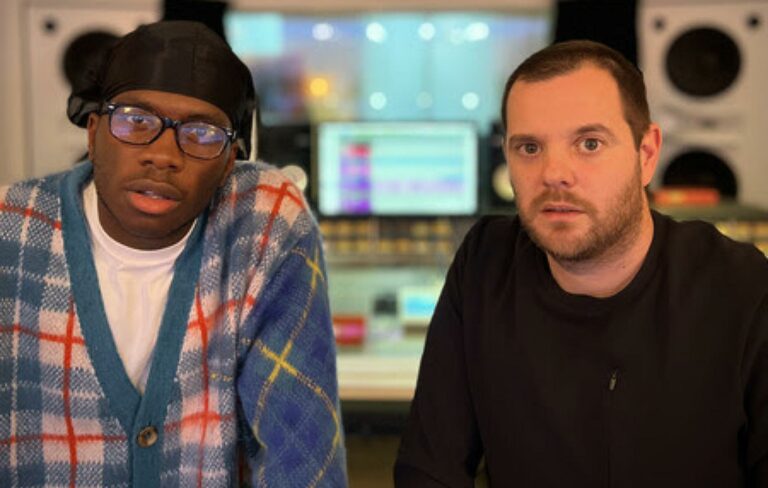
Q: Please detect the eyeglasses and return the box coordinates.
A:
[99,103,236,160]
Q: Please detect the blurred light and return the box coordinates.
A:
[416,92,433,109]
[449,27,465,45]
[369,92,387,110]
[325,93,340,108]
[225,14,284,57]
[312,23,335,41]
[366,22,387,43]
[418,22,436,41]
[466,22,490,41]
[462,92,480,110]
[309,77,330,97]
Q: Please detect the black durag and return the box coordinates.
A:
[67,20,256,159]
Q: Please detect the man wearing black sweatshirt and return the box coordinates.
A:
[395,40,768,487]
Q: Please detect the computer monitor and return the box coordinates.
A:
[316,121,478,216]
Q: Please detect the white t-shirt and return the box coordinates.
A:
[82,181,193,393]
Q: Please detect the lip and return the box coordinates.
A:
[124,179,183,216]
[540,202,583,213]
[539,202,585,220]
[126,179,183,200]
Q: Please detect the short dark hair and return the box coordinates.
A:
[500,40,650,148]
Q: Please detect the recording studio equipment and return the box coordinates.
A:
[640,0,768,207]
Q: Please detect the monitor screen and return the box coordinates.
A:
[316,122,478,216]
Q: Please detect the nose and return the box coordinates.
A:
[541,149,575,189]
[141,126,184,171]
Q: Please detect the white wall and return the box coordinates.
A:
[0,0,158,185]
[0,0,26,185]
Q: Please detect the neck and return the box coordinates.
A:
[96,195,193,251]
[547,209,655,298]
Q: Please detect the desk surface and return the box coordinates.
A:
[337,336,424,402]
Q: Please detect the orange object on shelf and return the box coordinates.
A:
[653,186,720,206]
[332,314,366,346]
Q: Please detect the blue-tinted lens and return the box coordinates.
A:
[110,106,162,143]
[178,122,228,158]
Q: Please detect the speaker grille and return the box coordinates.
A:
[662,149,737,197]
[665,27,741,97]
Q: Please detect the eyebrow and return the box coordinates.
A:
[505,133,540,147]
[112,98,230,128]
[506,123,618,147]
[573,123,617,142]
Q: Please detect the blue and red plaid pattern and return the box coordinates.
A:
[0,162,346,487]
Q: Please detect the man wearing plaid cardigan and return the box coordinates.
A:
[0,21,346,487]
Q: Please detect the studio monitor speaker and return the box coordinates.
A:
[639,0,768,208]
[480,122,515,213]
[25,5,156,178]
[259,123,315,207]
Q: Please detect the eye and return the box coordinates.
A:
[115,107,158,132]
[579,137,602,152]
[516,142,540,156]
[127,115,148,126]
[192,127,212,139]
[181,122,226,145]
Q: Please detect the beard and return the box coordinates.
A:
[516,162,646,264]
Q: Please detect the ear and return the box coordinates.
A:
[86,113,101,162]
[639,123,662,187]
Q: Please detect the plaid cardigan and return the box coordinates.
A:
[0,162,347,487]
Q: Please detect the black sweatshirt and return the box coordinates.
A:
[395,211,768,487]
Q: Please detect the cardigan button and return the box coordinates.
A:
[137,426,158,448]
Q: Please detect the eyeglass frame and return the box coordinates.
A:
[98,102,237,160]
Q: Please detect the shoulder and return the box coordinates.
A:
[1,166,82,224]
[660,212,767,270]
[460,214,528,259]
[1,172,64,202]
[451,214,533,280]
[466,213,522,238]
[657,211,768,289]
[208,161,317,246]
